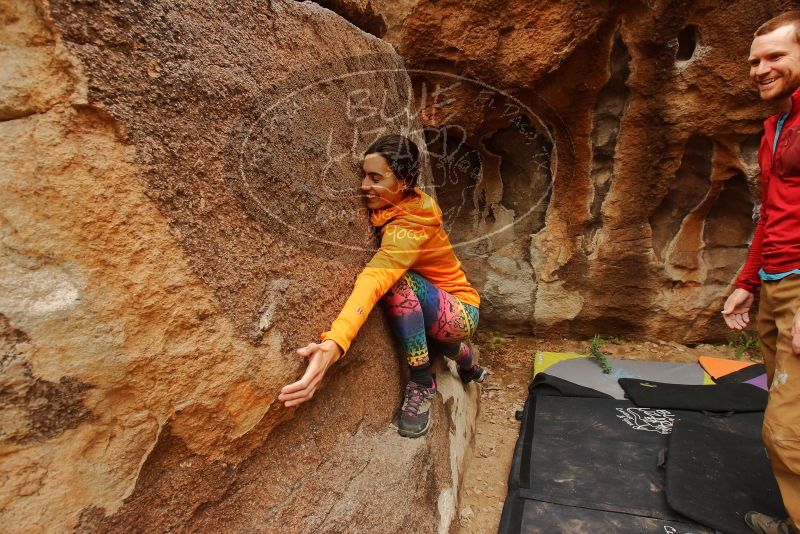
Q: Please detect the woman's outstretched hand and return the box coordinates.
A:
[278,339,343,408]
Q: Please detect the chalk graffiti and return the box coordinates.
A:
[616,407,675,434]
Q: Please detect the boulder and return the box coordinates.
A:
[0,1,476,532]
[390,0,779,342]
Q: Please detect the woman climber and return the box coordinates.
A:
[278,134,486,438]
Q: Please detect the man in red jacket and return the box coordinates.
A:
[722,11,800,534]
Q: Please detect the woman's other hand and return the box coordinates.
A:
[278,339,343,407]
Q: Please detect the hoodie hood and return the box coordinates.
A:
[369,187,443,228]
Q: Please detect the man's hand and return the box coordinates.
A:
[792,310,800,355]
[278,339,343,408]
[722,288,755,330]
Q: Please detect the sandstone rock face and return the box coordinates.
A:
[5,0,790,529]
[390,0,790,342]
[305,0,388,37]
[0,1,475,532]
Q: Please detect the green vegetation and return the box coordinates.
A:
[589,334,613,374]
[478,329,505,350]
[728,331,761,360]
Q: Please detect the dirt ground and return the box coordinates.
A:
[455,331,763,534]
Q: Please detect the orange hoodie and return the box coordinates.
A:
[321,187,480,354]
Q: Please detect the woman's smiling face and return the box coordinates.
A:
[361,153,407,210]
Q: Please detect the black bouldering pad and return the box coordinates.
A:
[500,388,778,534]
[499,490,711,534]
[665,418,785,534]
[501,395,718,533]
[529,373,613,399]
[619,378,768,412]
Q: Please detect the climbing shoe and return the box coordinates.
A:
[745,511,796,534]
[458,364,488,384]
[397,380,437,438]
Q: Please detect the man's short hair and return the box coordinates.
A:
[755,10,800,42]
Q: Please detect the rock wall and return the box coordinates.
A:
[387,0,800,342]
[0,1,476,532]
[6,0,799,530]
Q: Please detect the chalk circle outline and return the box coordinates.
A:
[236,67,571,252]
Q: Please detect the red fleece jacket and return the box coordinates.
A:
[736,87,800,293]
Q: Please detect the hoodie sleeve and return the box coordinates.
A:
[321,220,434,354]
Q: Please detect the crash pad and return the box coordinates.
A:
[619,378,767,412]
[534,352,712,399]
[698,356,757,381]
[501,395,718,533]
[665,418,785,534]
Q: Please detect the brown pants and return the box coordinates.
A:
[758,274,800,529]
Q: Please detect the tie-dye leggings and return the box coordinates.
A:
[383,270,479,369]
